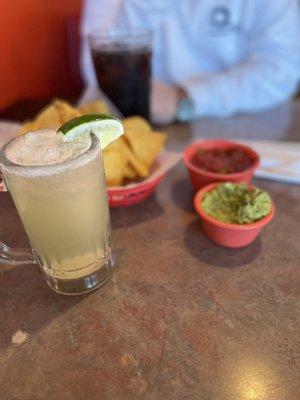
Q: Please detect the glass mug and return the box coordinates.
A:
[0,132,113,295]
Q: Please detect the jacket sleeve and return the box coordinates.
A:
[181,0,300,118]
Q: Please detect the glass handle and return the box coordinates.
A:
[0,241,34,266]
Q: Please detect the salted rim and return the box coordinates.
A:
[0,130,100,178]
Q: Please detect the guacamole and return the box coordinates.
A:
[201,182,272,224]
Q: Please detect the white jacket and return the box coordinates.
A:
[81,0,300,117]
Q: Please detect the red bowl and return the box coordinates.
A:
[107,174,165,207]
[194,183,275,248]
[183,140,260,190]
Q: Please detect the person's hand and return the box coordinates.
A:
[151,80,183,125]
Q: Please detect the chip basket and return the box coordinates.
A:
[107,174,165,207]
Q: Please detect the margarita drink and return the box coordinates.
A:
[1,129,112,292]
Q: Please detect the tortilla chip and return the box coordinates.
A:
[123,163,137,180]
[53,99,80,124]
[17,121,38,136]
[102,150,127,187]
[126,149,149,178]
[104,136,148,178]
[125,130,166,167]
[18,99,79,135]
[78,100,109,115]
[121,139,149,177]
[33,103,61,128]
[123,116,152,134]
[17,103,61,135]
[105,136,127,152]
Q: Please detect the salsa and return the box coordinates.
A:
[201,182,272,224]
[191,147,254,174]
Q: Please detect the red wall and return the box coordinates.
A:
[0,0,82,110]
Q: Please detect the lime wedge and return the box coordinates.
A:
[58,114,124,150]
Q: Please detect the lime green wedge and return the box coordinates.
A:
[58,114,124,150]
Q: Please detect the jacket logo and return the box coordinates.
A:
[210,6,231,28]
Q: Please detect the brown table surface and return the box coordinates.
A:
[0,101,300,400]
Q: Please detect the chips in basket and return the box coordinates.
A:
[18,101,166,187]
[102,150,127,187]
[122,116,152,134]
[125,130,166,167]
[103,116,166,186]
[78,100,109,115]
[17,99,108,135]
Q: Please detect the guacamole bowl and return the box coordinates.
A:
[194,183,275,248]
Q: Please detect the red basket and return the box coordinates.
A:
[108,174,165,207]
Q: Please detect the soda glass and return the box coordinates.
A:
[88,29,152,119]
[0,130,112,295]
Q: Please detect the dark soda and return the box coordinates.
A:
[91,44,152,119]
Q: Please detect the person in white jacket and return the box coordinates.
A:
[80,0,300,123]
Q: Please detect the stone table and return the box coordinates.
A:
[0,102,299,399]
